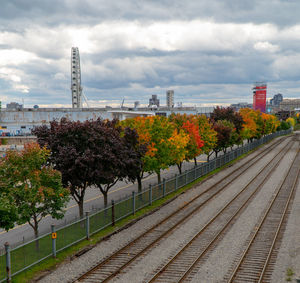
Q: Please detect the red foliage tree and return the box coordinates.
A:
[211,106,244,134]
[33,118,144,216]
[212,120,233,157]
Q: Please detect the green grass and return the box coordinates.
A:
[0,235,52,282]
[5,135,284,282]
[286,267,295,281]
[0,219,89,282]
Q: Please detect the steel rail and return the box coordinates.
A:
[258,167,300,283]
[74,136,288,283]
[182,145,299,283]
[227,147,300,283]
[147,140,294,283]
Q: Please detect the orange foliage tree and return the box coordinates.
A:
[168,127,190,174]
[263,113,280,134]
[258,112,280,136]
[121,115,189,184]
[169,113,204,170]
[120,116,152,191]
[240,108,280,140]
[239,108,258,142]
[193,115,217,161]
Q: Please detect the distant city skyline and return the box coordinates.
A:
[0,1,300,108]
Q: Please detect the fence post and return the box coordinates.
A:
[5,242,11,283]
[132,191,136,214]
[111,200,115,226]
[185,170,188,185]
[194,165,196,180]
[149,185,152,206]
[175,174,178,190]
[51,224,56,258]
[163,178,166,197]
[85,211,90,240]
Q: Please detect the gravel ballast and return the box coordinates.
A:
[190,139,297,283]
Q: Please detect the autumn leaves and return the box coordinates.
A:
[0,107,286,236]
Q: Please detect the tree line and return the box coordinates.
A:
[0,107,293,237]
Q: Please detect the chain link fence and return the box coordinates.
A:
[0,250,5,282]
[0,129,291,282]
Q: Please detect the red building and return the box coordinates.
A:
[253,83,267,112]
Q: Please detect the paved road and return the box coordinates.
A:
[0,155,209,249]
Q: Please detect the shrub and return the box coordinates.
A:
[279,120,291,131]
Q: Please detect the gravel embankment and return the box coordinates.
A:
[270,146,300,282]
[38,136,290,283]
[190,139,297,282]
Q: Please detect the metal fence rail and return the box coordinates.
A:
[0,129,291,282]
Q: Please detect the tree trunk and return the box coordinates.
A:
[156,170,161,184]
[78,199,84,219]
[194,157,197,166]
[176,163,182,174]
[33,221,39,251]
[103,191,108,207]
[137,175,142,193]
[207,152,213,162]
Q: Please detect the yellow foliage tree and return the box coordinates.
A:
[286,117,295,128]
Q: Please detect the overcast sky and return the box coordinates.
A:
[1,0,300,108]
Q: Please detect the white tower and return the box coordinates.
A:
[71,47,82,108]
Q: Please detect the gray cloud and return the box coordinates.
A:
[1,0,299,27]
[0,0,300,107]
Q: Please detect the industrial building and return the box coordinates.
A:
[0,106,214,135]
[6,102,23,110]
[270,93,283,106]
[279,99,300,111]
[0,108,110,136]
[230,102,252,111]
[166,90,174,108]
[148,95,160,107]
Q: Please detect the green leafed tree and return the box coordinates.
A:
[0,143,69,239]
[0,193,18,231]
[142,116,178,183]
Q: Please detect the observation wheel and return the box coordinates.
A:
[71,47,82,108]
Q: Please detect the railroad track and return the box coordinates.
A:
[73,136,290,283]
[145,139,295,283]
[226,145,300,282]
